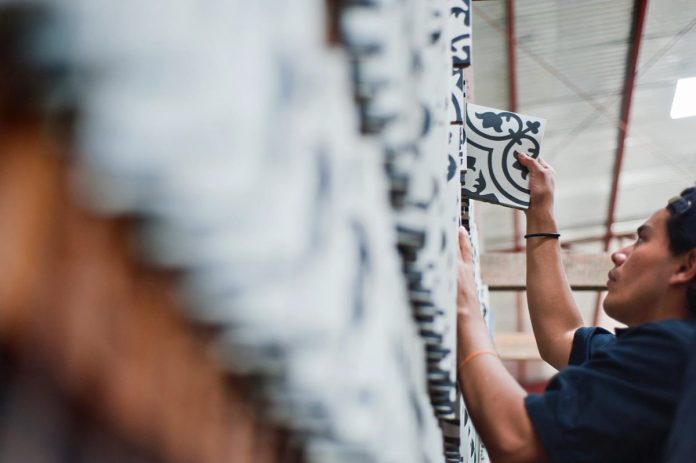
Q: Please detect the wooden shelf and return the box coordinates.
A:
[481,252,612,291]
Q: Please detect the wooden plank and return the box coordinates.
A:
[495,332,542,361]
[481,252,612,291]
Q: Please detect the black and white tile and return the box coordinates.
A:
[65,1,463,462]
[449,0,472,67]
[463,103,546,210]
[449,67,466,124]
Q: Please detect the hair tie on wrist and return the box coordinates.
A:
[524,232,560,239]
[459,350,499,368]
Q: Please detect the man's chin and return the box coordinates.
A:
[602,298,618,320]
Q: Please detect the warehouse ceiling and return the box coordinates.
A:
[471,0,696,252]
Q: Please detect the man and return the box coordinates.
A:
[456,152,696,463]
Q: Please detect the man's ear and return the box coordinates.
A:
[671,248,696,285]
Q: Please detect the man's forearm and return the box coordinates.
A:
[455,224,546,462]
[525,211,583,369]
[457,314,547,463]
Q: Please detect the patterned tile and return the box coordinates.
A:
[478,434,490,463]
[460,403,478,463]
[449,67,466,123]
[449,0,472,67]
[448,124,464,178]
[463,103,546,209]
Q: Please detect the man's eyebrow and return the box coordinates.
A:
[637,224,652,235]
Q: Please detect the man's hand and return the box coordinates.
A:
[457,226,481,318]
[516,152,556,220]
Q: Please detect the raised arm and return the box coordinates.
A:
[456,228,547,463]
[516,153,584,370]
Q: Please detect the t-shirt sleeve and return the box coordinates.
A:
[567,326,614,366]
[525,323,690,463]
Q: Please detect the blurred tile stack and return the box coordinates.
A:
[0,1,490,462]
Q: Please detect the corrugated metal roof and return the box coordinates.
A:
[471,0,696,251]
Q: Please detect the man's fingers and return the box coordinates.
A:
[515,151,538,169]
[516,152,551,172]
[458,226,472,259]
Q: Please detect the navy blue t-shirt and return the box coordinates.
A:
[662,337,696,463]
[525,319,696,463]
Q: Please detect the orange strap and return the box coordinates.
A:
[459,350,499,368]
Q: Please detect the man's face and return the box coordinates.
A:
[604,208,682,326]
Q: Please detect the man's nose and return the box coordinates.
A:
[611,248,628,266]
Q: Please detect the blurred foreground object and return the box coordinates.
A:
[0,0,483,461]
[0,3,291,462]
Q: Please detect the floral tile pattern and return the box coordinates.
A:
[449,0,472,67]
[463,103,547,210]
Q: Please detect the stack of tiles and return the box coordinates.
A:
[444,0,477,462]
[64,1,446,462]
[58,0,512,461]
[342,1,491,461]
[461,205,494,463]
[340,1,453,460]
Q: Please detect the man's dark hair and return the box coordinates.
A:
[666,186,696,317]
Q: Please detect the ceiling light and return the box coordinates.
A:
[670,77,696,119]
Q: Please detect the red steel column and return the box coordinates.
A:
[505,0,528,382]
[593,0,649,325]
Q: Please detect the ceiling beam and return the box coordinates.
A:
[603,0,649,251]
[595,0,649,325]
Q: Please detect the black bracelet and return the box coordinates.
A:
[524,232,561,239]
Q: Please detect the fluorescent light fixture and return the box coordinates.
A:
[670,77,696,119]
